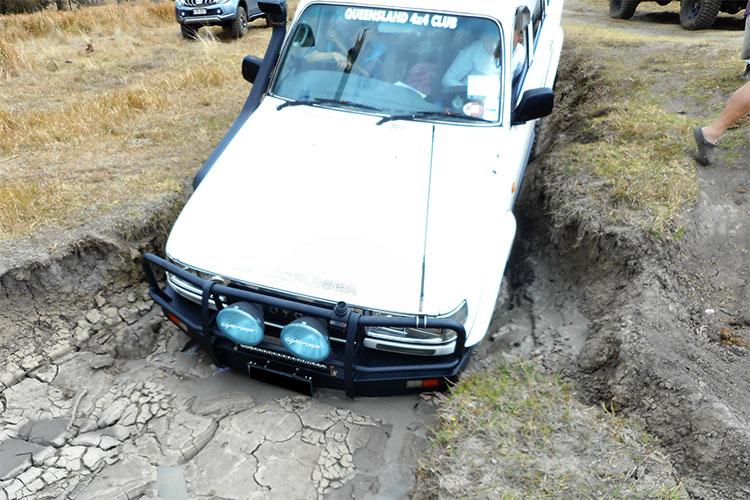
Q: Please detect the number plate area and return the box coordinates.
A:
[192,8,207,15]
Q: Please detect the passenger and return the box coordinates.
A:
[441,11,527,89]
[395,62,438,97]
[394,36,440,96]
[511,16,527,78]
[512,7,532,81]
[441,33,501,88]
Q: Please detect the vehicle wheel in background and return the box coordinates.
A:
[680,0,721,29]
[181,24,198,39]
[229,6,248,38]
[609,0,639,19]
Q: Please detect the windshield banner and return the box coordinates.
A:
[343,8,458,30]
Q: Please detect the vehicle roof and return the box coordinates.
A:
[291,0,527,27]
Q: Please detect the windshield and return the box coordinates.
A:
[271,5,504,123]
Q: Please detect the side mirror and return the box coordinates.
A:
[258,0,287,25]
[242,55,262,83]
[512,87,554,126]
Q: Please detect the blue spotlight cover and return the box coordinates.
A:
[216,302,264,346]
[281,318,331,362]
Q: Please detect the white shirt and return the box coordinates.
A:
[442,40,501,87]
[512,43,526,77]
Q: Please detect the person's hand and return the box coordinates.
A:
[330,52,347,70]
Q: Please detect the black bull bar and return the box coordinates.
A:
[142,253,471,397]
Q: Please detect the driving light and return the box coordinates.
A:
[281,317,330,362]
[216,302,264,346]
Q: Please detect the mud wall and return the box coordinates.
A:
[523,47,750,498]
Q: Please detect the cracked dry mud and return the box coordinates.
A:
[0,284,439,499]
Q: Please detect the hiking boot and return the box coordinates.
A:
[693,127,717,166]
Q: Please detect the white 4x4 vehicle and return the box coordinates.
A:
[144,0,563,397]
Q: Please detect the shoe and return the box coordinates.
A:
[741,64,750,81]
[693,126,716,166]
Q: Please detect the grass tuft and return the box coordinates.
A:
[414,361,686,499]
[0,38,26,77]
[0,178,84,238]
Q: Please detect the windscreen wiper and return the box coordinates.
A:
[376,111,494,126]
[277,98,379,112]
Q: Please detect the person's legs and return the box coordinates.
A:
[693,80,750,165]
[743,16,750,79]
[702,80,750,144]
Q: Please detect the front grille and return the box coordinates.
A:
[183,0,217,6]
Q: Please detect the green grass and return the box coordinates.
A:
[414,361,686,499]
[539,24,728,239]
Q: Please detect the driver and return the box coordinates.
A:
[303,20,386,76]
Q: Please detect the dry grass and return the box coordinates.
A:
[0,37,27,77]
[0,178,85,237]
[0,0,276,240]
[0,1,173,41]
[0,63,233,153]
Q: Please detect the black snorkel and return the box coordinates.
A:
[193,0,288,189]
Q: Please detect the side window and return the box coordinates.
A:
[511,6,531,100]
[532,0,545,42]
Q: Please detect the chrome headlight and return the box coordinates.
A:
[165,256,229,306]
[365,301,468,348]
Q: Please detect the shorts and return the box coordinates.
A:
[742,16,750,60]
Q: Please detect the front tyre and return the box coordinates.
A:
[609,0,640,19]
[180,24,198,39]
[229,6,248,38]
[680,0,721,29]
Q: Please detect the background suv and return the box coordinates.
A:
[175,0,269,39]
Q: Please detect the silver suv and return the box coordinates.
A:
[175,0,269,39]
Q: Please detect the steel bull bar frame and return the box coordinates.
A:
[142,254,470,397]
